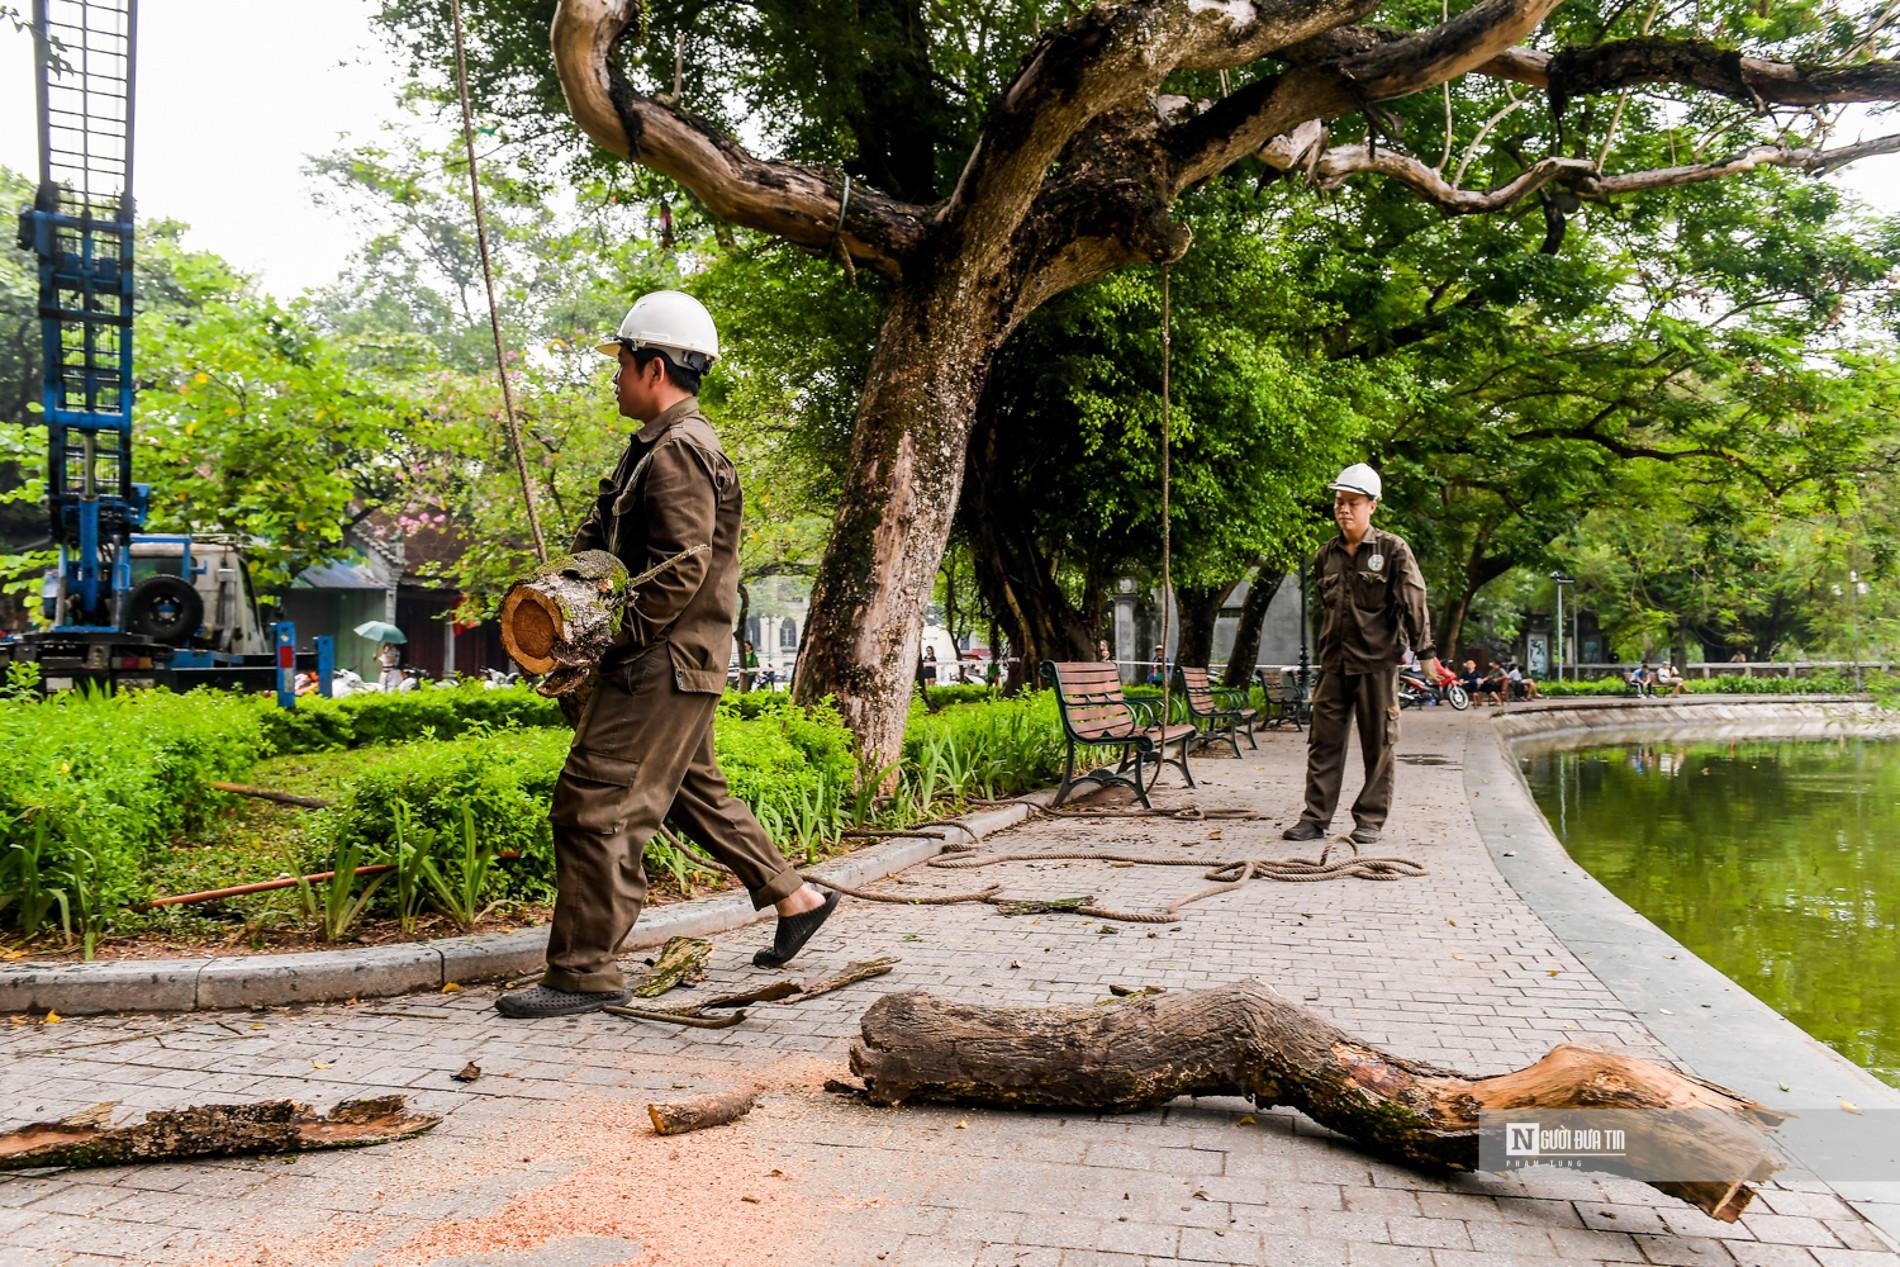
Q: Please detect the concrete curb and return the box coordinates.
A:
[1469,701,1900,1243]
[0,791,1055,1015]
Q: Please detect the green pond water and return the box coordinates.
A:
[1522,737,1900,1089]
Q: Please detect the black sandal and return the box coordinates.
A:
[753,890,840,968]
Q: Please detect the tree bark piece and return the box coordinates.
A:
[701,981,805,1008]
[604,1004,747,1029]
[848,983,1783,1221]
[0,1096,439,1172]
[647,1086,758,1135]
[630,936,713,998]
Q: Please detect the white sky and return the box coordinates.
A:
[1,4,1896,301]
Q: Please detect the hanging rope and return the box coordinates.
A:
[1159,263,1174,731]
[449,0,548,565]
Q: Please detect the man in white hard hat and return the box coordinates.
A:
[1283,463,1440,846]
[498,290,837,1019]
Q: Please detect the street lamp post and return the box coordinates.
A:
[1551,574,1575,682]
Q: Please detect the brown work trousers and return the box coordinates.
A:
[542,646,802,993]
[1297,667,1401,832]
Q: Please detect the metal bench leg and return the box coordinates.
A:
[1052,741,1078,807]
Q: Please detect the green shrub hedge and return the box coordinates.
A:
[0,688,265,947]
[317,691,860,906]
[259,683,566,752]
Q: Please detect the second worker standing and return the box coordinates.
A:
[1283,463,1440,848]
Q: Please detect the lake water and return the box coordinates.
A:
[1521,737,1900,1089]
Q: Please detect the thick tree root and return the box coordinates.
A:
[647,1087,758,1135]
[0,1097,439,1172]
[848,983,1784,1221]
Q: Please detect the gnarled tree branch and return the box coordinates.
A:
[1166,0,1566,190]
[1543,36,1900,109]
[550,0,928,278]
[1257,132,1900,214]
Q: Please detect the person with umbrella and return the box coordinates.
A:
[355,620,407,691]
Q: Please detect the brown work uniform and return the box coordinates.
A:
[543,396,801,994]
[1298,526,1435,833]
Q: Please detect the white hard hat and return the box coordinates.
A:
[1328,462,1382,500]
[596,289,720,371]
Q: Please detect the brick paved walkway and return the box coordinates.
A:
[3,710,1896,1266]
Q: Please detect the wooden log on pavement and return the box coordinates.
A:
[647,1086,758,1135]
[848,982,1785,1221]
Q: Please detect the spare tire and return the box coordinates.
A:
[125,575,204,645]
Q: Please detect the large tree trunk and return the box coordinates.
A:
[1223,566,1283,687]
[850,985,1784,1222]
[794,285,999,764]
[1174,581,1237,669]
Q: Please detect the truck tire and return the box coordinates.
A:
[126,575,204,645]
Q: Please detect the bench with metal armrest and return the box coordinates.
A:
[1255,666,1311,731]
[1042,661,1196,808]
[1175,665,1258,757]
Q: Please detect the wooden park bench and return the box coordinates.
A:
[1042,661,1196,808]
[1175,665,1258,757]
[1256,666,1311,731]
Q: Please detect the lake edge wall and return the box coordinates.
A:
[1491,695,1900,753]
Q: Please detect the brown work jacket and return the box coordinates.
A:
[1313,525,1436,675]
[571,396,739,693]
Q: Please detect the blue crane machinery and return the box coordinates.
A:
[8,0,329,701]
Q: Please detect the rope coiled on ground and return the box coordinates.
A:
[804,817,1428,925]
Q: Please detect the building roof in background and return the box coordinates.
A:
[292,556,388,591]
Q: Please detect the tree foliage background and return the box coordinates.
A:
[4,0,1899,669]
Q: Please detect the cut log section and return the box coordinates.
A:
[498,550,630,680]
[498,546,708,697]
[647,1086,758,1135]
[0,1096,439,1172]
[848,983,1785,1221]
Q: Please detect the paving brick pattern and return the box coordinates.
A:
[2,711,1895,1266]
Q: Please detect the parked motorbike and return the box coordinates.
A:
[1398,661,1470,711]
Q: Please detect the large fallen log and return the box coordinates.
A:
[848,983,1784,1221]
[0,1096,439,1172]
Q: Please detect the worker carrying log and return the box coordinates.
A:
[1282,464,1441,847]
[496,291,838,1019]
